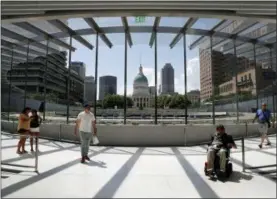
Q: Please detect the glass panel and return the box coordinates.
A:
[94,17,122,27]
[186,35,201,124]
[238,23,266,38]
[1,35,19,43]
[159,17,189,27]
[2,24,37,38]
[158,33,178,47]
[157,34,185,124]
[192,18,221,30]
[128,34,154,124]
[68,18,90,30]
[131,33,152,45]
[32,20,68,34]
[218,20,244,34]
[127,16,155,26]
[95,33,124,123]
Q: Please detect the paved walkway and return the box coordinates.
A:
[1,132,276,198]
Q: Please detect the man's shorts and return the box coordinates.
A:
[258,123,268,134]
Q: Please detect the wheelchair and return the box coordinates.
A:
[204,146,233,178]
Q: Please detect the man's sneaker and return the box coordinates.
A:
[84,156,90,161]
[258,144,262,149]
[81,157,85,163]
[266,142,271,146]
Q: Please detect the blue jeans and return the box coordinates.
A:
[79,131,92,157]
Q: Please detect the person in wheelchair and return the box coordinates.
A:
[206,125,237,176]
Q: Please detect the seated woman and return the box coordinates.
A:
[206,125,236,175]
[17,107,31,154]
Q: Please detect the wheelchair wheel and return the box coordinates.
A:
[226,163,233,178]
[204,162,208,176]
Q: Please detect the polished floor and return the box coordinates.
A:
[1,132,276,198]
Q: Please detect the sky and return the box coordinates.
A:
[68,17,221,96]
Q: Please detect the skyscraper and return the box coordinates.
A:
[99,76,117,100]
[84,76,95,105]
[71,61,86,79]
[199,21,276,101]
[161,63,174,95]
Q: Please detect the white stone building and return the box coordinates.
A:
[132,65,151,108]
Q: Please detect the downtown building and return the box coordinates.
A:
[71,61,86,80]
[1,19,69,98]
[187,90,200,104]
[199,21,276,102]
[161,63,175,95]
[7,52,85,103]
[99,75,117,100]
[84,76,95,105]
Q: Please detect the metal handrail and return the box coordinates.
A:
[1,134,39,173]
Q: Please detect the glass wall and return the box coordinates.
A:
[1,17,276,128]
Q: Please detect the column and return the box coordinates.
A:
[23,41,30,107]
[7,46,14,121]
[42,38,50,121]
[183,33,188,124]
[124,32,128,124]
[66,36,73,124]
[94,33,99,118]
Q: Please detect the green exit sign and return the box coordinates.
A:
[135,16,146,23]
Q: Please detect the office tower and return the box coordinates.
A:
[199,49,229,101]
[7,52,84,103]
[84,76,95,105]
[71,61,86,79]
[99,75,117,100]
[161,63,175,95]
[199,21,276,102]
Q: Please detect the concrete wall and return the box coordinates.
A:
[2,120,276,146]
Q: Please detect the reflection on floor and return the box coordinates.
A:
[1,132,276,198]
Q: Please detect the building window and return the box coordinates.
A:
[241,76,243,82]
[249,73,251,80]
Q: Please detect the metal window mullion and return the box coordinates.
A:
[183,33,188,124]
[42,38,50,121]
[253,43,259,109]
[124,32,128,125]
[23,41,30,108]
[66,36,73,124]
[7,46,14,121]
[269,48,276,121]
[233,39,239,123]
[94,33,99,119]
[210,36,215,125]
[154,31,158,125]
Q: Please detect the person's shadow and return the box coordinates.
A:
[86,160,107,168]
[218,171,253,183]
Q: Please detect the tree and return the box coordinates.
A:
[126,97,134,108]
[163,94,191,109]
[157,95,171,108]
[102,94,133,109]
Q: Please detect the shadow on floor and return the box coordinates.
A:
[209,171,253,183]
[86,160,107,168]
[226,171,253,183]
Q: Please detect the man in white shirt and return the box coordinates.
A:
[75,104,97,163]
